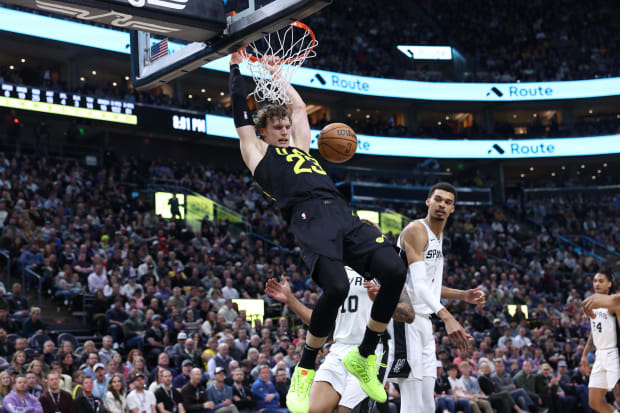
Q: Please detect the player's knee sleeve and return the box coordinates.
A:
[368,248,407,324]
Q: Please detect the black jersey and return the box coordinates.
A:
[253,145,344,219]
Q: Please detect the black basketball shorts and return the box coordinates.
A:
[289,198,392,277]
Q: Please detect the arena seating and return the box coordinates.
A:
[0,145,615,411]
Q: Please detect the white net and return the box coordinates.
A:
[240,21,318,106]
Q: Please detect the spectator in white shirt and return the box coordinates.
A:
[217,300,238,325]
[127,374,157,413]
[221,279,239,300]
[121,275,144,300]
[512,327,532,349]
[88,264,108,293]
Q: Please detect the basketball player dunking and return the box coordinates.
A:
[387,182,485,413]
[581,272,620,413]
[266,265,414,413]
[228,52,407,413]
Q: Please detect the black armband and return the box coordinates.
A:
[229,64,254,128]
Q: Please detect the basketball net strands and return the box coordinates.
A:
[1,0,328,92]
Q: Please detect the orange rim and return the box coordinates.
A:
[238,21,316,64]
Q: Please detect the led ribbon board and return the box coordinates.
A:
[205,115,620,159]
[0,83,137,125]
[2,7,620,101]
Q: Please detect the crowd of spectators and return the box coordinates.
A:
[4,0,620,86]
[0,144,615,413]
[305,0,620,82]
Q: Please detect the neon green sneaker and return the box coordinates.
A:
[343,348,387,403]
[286,365,315,413]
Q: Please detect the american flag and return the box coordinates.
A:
[150,39,169,62]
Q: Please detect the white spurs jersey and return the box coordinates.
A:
[398,219,444,315]
[329,267,373,357]
[591,308,618,349]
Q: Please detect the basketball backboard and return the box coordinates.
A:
[0,0,330,90]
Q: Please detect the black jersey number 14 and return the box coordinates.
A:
[275,148,327,175]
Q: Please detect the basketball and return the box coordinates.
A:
[318,123,358,163]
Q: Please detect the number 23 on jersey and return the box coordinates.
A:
[275,147,327,175]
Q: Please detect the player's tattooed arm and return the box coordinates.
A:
[364,282,413,323]
[393,288,415,323]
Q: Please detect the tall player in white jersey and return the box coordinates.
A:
[581,272,620,413]
[388,182,485,413]
[266,267,414,413]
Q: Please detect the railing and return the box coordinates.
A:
[558,235,607,263]
[523,185,620,201]
[340,182,493,205]
[22,266,43,307]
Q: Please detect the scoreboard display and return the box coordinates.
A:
[0,83,137,125]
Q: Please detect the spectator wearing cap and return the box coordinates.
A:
[490,318,503,345]
[556,360,577,411]
[75,376,106,413]
[535,363,562,412]
[92,363,110,400]
[181,368,213,413]
[170,332,188,367]
[207,344,232,380]
[250,366,286,413]
[206,367,238,413]
[173,360,193,391]
[127,373,157,413]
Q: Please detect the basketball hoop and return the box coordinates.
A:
[238,21,317,105]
